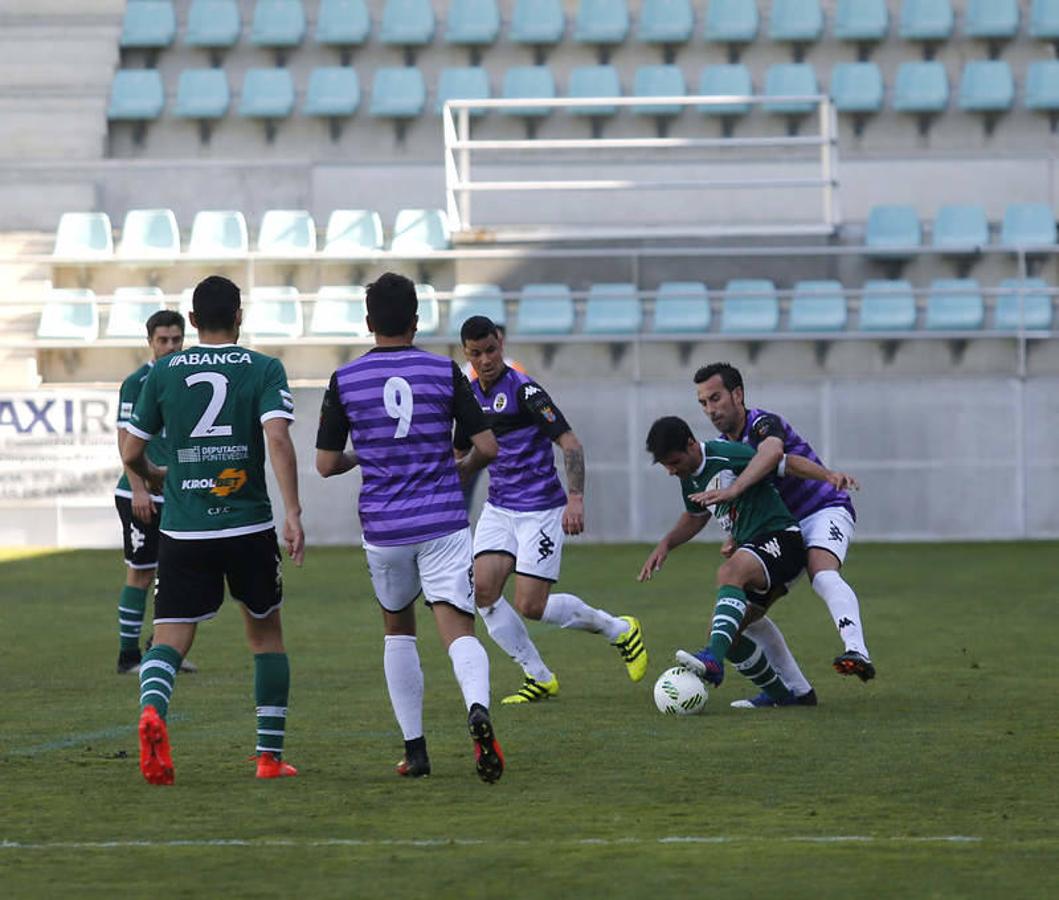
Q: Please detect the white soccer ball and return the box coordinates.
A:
[653,666,708,715]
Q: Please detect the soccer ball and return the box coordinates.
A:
[653,666,708,715]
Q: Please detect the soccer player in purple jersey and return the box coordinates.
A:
[314,274,505,784]
[454,316,648,705]
[692,362,875,688]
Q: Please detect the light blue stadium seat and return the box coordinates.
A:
[965,0,1019,45]
[995,278,1053,330]
[257,209,317,254]
[637,0,694,48]
[652,281,709,333]
[186,0,241,50]
[958,61,1014,113]
[54,212,113,258]
[106,287,166,338]
[370,67,427,118]
[1031,0,1059,45]
[244,286,304,338]
[834,0,889,51]
[769,0,824,56]
[446,0,501,49]
[790,280,847,332]
[38,289,99,342]
[380,0,435,47]
[436,67,490,116]
[304,67,360,117]
[931,204,988,254]
[448,283,506,334]
[720,280,779,333]
[510,0,565,47]
[704,0,759,52]
[925,278,983,330]
[391,209,451,251]
[118,209,181,257]
[762,64,818,116]
[1025,60,1059,129]
[899,0,954,54]
[830,62,884,114]
[574,0,630,48]
[866,204,922,257]
[189,210,249,257]
[416,284,441,334]
[501,66,556,117]
[1000,203,1057,249]
[892,61,948,117]
[250,0,306,50]
[323,209,383,255]
[516,283,575,334]
[632,65,686,117]
[584,283,642,334]
[108,70,164,121]
[238,68,295,119]
[309,285,369,337]
[121,1,176,50]
[568,65,621,117]
[316,0,370,48]
[698,64,752,117]
[859,280,917,331]
[174,69,230,119]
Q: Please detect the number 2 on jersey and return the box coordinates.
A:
[185,372,233,438]
[383,376,414,439]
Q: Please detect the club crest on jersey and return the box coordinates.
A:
[540,405,556,423]
[492,393,508,412]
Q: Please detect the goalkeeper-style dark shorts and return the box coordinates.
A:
[115,495,161,569]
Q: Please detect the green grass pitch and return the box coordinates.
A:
[2,542,1057,898]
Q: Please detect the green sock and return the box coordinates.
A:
[707,585,749,660]
[255,653,290,758]
[139,644,183,719]
[118,585,148,651]
[728,635,790,701]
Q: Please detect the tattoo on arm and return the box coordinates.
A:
[564,445,585,495]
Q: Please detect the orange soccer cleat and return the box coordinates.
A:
[255,752,298,779]
[138,705,174,785]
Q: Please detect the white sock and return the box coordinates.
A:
[540,592,627,641]
[480,595,553,683]
[447,634,491,711]
[743,617,813,697]
[383,634,423,741]
[812,570,870,657]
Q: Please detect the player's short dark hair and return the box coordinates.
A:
[645,416,695,462]
[460,315,500,344]
[192,275,241,332]
[693,362,743,392]
[366,272,418,337]
[145,309,185,338]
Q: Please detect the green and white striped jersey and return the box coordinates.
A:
[115,361,168,500]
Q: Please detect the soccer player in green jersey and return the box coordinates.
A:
[114,310,191,676]
[122,275,305,784]
[639,416,828,704]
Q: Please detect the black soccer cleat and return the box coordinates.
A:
[833,650,876,682]
[395,736,431,778]
[467,703,504,785]
[117,648,142,674]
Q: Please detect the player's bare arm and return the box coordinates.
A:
[455,429,498,485]
[263,418,305,566]
[315,448,360,477]
[556,430,585,535]
[784,453,860,491]
[118,426,157,520]
[688,435,784,508]
[638,512,709,582]
[120,432,166,495]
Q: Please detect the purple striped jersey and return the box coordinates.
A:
[455,367,569,512]
[316,346,487,546]
[738,408,855,522]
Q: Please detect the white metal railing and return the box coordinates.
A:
[441,94,841,239]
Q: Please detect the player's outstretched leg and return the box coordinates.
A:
[611,615,648,682]
[480,595,561,703]
[254,652,297,779]
[675,648,724,687]
[503,673,561,705]
[676,584,749,688]
[539,592,647,682]
[467,703,504,784]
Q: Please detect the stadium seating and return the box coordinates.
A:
[448,283,506,334]
[120,1,176,53]
[965,0,1019,57]
[899,0,955,58]
[567,65,621,124]
[704,0,759,62]
[651,281,710,333]
[958,60,1014,134]
[925,278,984,330]
[415,284,441,333]
[720,279,779,332]
[446,0,501,63]
[117,209,181,257]
[257,209,317,255]
[1025,60,1059,129]
[995,278,1053,330]
[931,204,989,255]
[893,61,948,132]
[516,283,576,335]
[830,62,884,134]
[370,67,427,119]
[105,286,166,338]
[769,0,824,61]
[37,289,99,342]
[436,67,491,117]
[1031,0,1059,50]
[390,209,450,251]
[316,0,371,56]
[238,69,295,140]
[762,64,818,131]
[574,0,631,60]
[632,65,686,119]
[833,0,889,59]
[186,0,242,58]
[380,0,436,61]
[244,286,304,338]
[501,66,556,119]
[698,64,753,122]
[1000,203,1057,249]
[789,280,847,331]
[583,283,642,334]
[173,69,231,126]
[636,0,694,59]
[308,285,369,336]
[322,209,384,255]
[53,212,114,258]
[866,204,922,259]
[188,210,249,256]
[107,70,165,123]
[250,0,306,58]
[303,67,361,131]
[509,0,566,58]
[858,279,917,331]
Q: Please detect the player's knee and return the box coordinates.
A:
[515,595,545,620]
[127,567,154,590]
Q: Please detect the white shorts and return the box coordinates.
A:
[800,506,856,565]
[363,527,475,615]
[473,502,564,583]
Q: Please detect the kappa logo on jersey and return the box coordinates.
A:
[129,522,145,552]
[828,522,844,542]
[492,393,508,412]
[537,528,555,562]
[523,385,540,397]
[180,467,248,496]
[760,538,781,558]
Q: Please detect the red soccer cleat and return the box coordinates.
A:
[138,705,174,785]
[255,752,298,779]
[468,703,504,784]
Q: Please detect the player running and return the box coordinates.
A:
[315,274,504,784]
[122,275,305,784]
[455,316,647,705]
